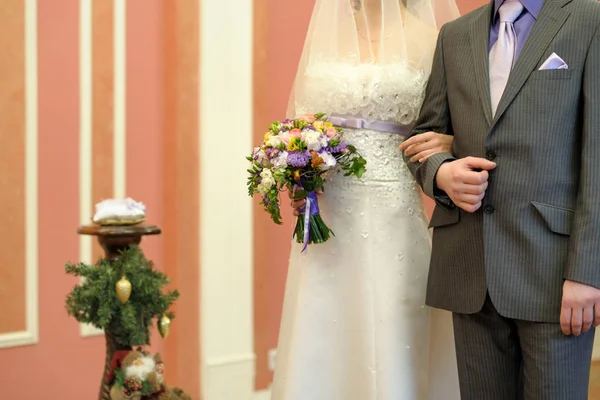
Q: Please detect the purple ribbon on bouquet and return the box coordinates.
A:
[299,191,320,253]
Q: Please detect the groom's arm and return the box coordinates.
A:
[564,25,600,289]
[402,25,455,206]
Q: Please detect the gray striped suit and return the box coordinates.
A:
[404,0,600,398]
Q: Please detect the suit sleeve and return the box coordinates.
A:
[564,23,600,288]
[402,24,455,206]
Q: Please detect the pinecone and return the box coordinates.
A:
[124,376,143,392]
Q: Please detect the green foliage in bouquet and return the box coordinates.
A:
[65,245,179,347]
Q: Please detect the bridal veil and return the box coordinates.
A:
[287,0,460,118]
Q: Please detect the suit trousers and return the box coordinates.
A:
[452,294,595,400]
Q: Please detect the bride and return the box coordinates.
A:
[271,0,461,399]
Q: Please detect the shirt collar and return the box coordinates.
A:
[493,0,544,20]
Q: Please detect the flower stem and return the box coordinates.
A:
[293,214,334,245]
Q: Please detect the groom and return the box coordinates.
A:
[403,0,600,398]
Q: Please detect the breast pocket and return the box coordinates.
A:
[522,68,579,118]
[529,68,574,81]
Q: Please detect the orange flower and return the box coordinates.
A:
[293,170,301,181]
[310,151,324,167]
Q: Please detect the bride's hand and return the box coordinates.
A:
[288,186,322,217]
[288,186,306,217]
[399,131,453,163]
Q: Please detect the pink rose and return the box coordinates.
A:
[299,114,316,123]
[290,128,302,138]
[280,133,291,144]
[326,127,338,138]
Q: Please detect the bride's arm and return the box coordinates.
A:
[401,25,455,207]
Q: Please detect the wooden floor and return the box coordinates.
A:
[591,362,600,399]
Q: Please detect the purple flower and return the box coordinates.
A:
[287,151,310,168]
[330,142,348,153]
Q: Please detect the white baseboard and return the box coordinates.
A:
[203,354,255,400]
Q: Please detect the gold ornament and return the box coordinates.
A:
[158,314,171,339]
[115,276,132,304]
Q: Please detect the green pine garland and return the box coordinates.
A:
[65,245,179,347]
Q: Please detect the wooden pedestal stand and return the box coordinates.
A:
[77,223,161,400]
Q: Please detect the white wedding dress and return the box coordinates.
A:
[270,61,461,400]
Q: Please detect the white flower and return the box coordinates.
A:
[261,168,274,180]
[304,131,322,151]
[319,152,337,171]
[266,135,282,148]
[257,168,276,195]
[253,147,267,165]
[272,151,288,169]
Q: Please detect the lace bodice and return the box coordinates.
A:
[295,61,428,125]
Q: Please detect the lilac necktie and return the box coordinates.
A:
[489,0,524,115]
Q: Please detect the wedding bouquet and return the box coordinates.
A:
[247,113,366,251]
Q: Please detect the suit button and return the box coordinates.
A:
[486,150,496,161]
[484,205,495,214]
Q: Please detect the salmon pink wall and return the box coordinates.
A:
[458,0,489,13]
[252,0,489,390]
[0,0,27,336]
[125,0,165,265]
[161,0,201,395]
[0,0,202,398]
[1,2,104,398]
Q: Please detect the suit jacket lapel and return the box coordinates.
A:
[492,0,572,125]
[470,3,494,126]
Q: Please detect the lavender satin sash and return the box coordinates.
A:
[299,191,319,253]
[328,114,413,136]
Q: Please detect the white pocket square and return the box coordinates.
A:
[538,52,568,70]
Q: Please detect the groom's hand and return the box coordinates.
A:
[435,157,496,213]
[560,280,600,336]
